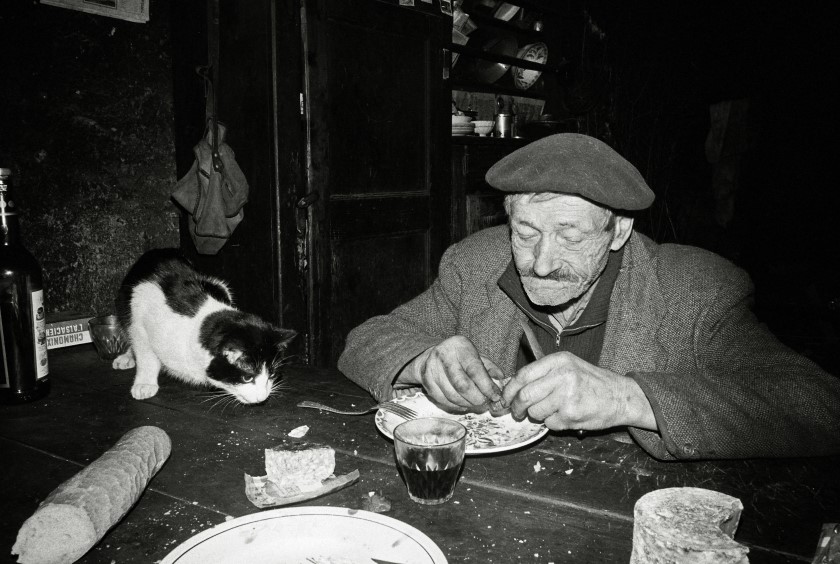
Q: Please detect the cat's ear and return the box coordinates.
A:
[273,328,297,350]
[223,347,244,364]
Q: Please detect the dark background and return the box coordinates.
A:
[0,0,837,372]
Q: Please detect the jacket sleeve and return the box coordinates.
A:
[337,245,466,401]
[629,266,840,460]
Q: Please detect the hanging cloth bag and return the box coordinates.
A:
[171,0,249,254]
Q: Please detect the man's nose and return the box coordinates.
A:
[532,236,560,277]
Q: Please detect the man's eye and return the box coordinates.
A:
[516,230,538,240]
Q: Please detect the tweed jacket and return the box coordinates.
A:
[337,226,840,460]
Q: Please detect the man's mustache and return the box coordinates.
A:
[520,266,578,283]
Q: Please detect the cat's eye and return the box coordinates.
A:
[241,375,255,383]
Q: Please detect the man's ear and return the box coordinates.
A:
[610,215,634,251]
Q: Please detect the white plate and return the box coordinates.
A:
[512,42,548,90]
[376,392,548,455]
[160,507,447,564]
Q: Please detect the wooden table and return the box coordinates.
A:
[2,347,838,563]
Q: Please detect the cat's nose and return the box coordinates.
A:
[240,390,269,404]
[239,382,271,404]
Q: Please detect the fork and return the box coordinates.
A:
[297,400,418,420]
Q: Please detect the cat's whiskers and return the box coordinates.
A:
[218,395,241,415]
[270,353,298,372]
[204,391,240,413]
[196,389,229,403]
[268,380,292,399]
[197,393,227,405]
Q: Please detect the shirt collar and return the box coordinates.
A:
[498,245,625,335]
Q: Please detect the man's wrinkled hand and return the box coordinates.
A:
[410,336,506,413]
[501,351,656,432]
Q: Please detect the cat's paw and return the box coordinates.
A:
[112,351,135,370]
[131,383,159,400]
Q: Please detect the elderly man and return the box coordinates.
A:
[338,133,840,460]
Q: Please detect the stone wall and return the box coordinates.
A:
[0,0,179,318]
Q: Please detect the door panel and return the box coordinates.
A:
[329,234,430,363]
[303,0,450,366]
[173,0,307,352]
[326,23,428,195]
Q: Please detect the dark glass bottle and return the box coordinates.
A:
[0,168,50,404]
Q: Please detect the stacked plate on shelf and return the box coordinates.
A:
[452,122,475,136]
[452,115,475,136]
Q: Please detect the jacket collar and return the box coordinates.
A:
[599,231,669,373]
[497,247,624,335]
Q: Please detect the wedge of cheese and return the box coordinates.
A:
[630,487,749,564]
[264,442,335,492]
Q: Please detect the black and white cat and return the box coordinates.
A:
[112,249,296,404]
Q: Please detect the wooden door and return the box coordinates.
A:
[172,0,308,355]
[302,0,451,366]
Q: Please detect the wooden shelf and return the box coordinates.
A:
[450,135,530,147]
[465,12,544,39]
[450,80,547,100]
[449,43,568,74]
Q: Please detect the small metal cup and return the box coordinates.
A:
[494,113,515,138]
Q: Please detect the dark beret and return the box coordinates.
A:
[485,133,655,211]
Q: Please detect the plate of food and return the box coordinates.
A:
[160,507,447,564]
[376,391,548,455]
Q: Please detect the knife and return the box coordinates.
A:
[518,318,586,439]
[519,318,545,361]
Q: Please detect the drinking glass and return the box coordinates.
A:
[393,417,467,505]
[88,315,129,361]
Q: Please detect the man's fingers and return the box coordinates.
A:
[481,357,507,399]
[509,373,561,420]
[543,412,575,431]
[446,356,492,405]
[502,361,544,406]
[482,356,505,382]
[458,356,502,403]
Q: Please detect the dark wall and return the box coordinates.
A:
[577,1,839,372]
[0,0,179,318]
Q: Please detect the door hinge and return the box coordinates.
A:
[296,191,320,209]
[442,48,450,80]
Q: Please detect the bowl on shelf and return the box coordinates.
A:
[452,114,473,125]
[474,36,518,84]
[512,42,548,91]
[472,120,495,136]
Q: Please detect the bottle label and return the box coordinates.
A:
[31,290,49,379]
[1,307,8,387]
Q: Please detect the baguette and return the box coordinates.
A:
[12,426,171,564]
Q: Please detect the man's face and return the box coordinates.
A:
[509,194,616,307]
